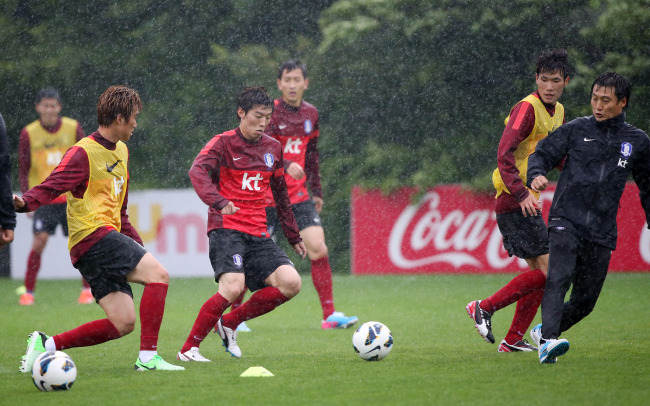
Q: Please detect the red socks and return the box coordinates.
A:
[479,269,546,345]
[311,257,335,319]
[504,289,544,344]
[139,283,168,351]
[230,288,247,310]
[181,293,231,352]
[479,269,546,313]
[24,250,41,292]
[221,287,289,330]
[53,319,121,350]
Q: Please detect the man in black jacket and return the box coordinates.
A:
[527,72,650,363]
[0,113,16,248]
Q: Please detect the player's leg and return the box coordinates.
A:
[498,254,547,352]
[468,211,547,346]
[126,251,182,370]
[222,264,300,328]
[179,230,244,361]
[20,232,139,373]
[20,231,49,305]
[230,288,252,332]
[558,242,610,334]
[296,200,357,328]
[218,238,300,357]
[537,227,576,363]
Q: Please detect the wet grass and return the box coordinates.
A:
[1,273,649,405]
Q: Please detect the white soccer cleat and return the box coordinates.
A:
[217,318,242,358]
[177,347,211,362]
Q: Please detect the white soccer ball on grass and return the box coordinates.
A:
[31,351,77,391]
[352,321,393,361]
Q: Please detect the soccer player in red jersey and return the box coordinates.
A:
[177,86,307,362]
[264,60,358,329]
[17,88,92,306]
[16,85,184,372]
[466,50,570,352]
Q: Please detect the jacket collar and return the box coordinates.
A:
[594,112,626,130]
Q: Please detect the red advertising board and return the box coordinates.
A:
[351,183,650,274]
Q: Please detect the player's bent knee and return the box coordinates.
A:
[280,273,302,299]
[112,318,136,336]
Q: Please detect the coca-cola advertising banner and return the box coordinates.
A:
[351,183,650,274]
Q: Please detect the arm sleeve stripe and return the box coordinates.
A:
[511,102,532,131]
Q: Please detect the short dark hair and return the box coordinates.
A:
[278,59,308,80]
[592,72,631,109]
[96,85,142,126]
[536,49,570,79]
[236,86,273,115]
[35,87,61,104]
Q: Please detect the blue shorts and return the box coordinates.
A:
[209,229,293,292]
[496,210,549,259]
[74,231,148,302]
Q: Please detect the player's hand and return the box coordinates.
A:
[519,193,541,217]
[0,229,14,248]
[13,194,25,211]
[530,176,549,192]
[292,241,307,259]
[286,162,305,180]
[220,201,240,215]
[313,196,323,214]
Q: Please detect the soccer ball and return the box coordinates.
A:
[352,321,393,361]
[31,351,77,392]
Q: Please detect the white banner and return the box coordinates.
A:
[10,189,213,280]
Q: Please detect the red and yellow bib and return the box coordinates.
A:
[492,95,564,199]
[26,117,78,188]
[66,137,129,250]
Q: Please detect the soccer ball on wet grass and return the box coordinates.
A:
[31,351,77,392]
[352,321,393,361]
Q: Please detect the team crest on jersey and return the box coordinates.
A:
[264,153,274,168]
[304,119,313,134]
[620,142,633,158]
[233,254,243,268]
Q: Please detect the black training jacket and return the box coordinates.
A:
[0,113,16,231]
[527,112,650,250]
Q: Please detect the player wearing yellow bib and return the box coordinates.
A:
[466,50,570,353]
[15,85,183,373]
[18,88,90,305]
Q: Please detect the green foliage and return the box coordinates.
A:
[2,0,650,270]
[2,274,650,404]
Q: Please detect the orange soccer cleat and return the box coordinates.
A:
[19,292,34,306]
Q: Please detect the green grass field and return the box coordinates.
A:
[1,273,649,405]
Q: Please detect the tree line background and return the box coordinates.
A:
[2,0,649,272]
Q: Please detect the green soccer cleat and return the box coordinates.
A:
[134,354,185,371]
[20,331,49,373]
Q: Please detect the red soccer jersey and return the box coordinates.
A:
[189,128,301,244]
[265,99,322,206]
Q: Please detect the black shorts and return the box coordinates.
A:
[74,231,148,302]
[209,229,294,292]
[496,210,549,259]
[266,200,322,236]
[33,203,68,236]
